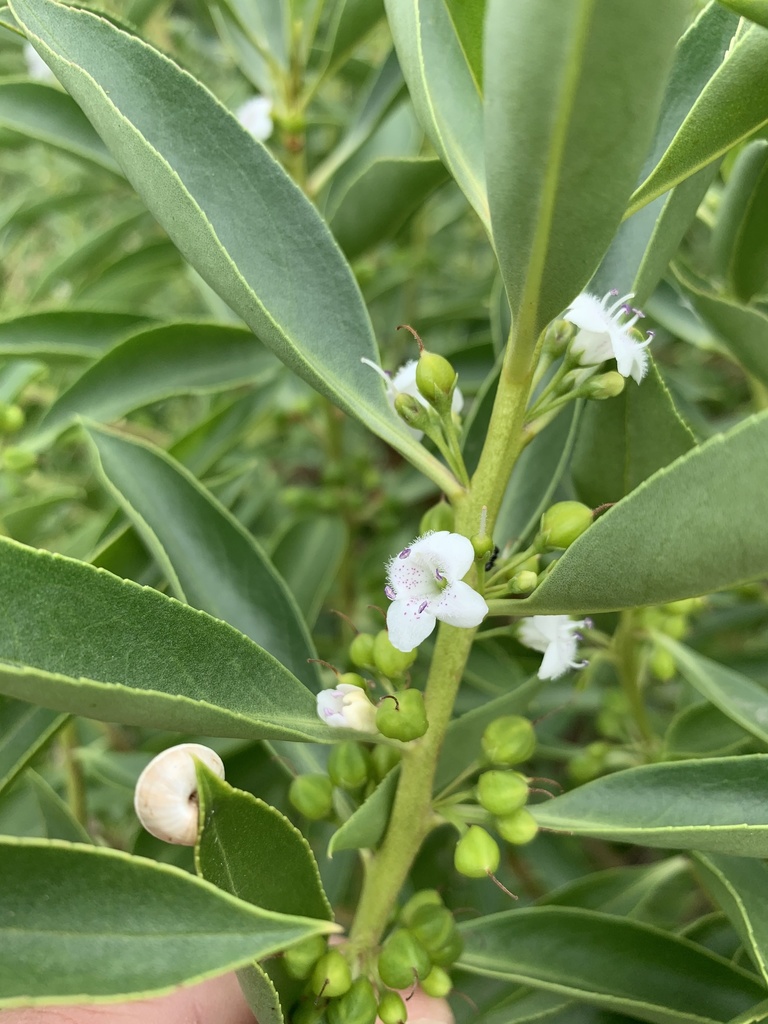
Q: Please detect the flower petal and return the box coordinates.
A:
[565,293,609,333]
[610,328,649,383]
[386,598,437,652]
[434,580,488,628]
[538,642,573,680]
[411,531,475,580]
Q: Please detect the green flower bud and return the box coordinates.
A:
[539,501,593,550]
[454,825,500,878]
[283,935,327,979]
[661,614,687,639]
[376,690,428,742]
[650,646,676,682]
[506,570,538,596]
[421,965,453,999]
[409,903,456,954]
[292,999,326,1024]
[400,888,443,926]
[516,554,540,574]
[377,990,407,1024]
[420,500,455,535]
[416,350,458,410]
[543,318,576,357]
[2,447,36,473]
[371,743,401,781]
[429,929,464,967]
[289,774,334,820]
[328,741,371,791]
[349,633,376,669]
[477,770,529,816]
[327,976,378,1024]
[311,949,352,998]
[377,929,431,989]
[481,716,536,766]
[585,371,625,400]
[0,404,24,434]
[338,671,367,690]
[496,807,539,846]
[373,630,417,678]
[568,740,609,784]
[395,392,431,432]
[662,598,700,615]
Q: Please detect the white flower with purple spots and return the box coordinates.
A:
[236,95,274,141]
[316,683,377,732]
[384,531,488,652]
[518,615,588,680]
[564,291,653,384]
[361,358,464,439]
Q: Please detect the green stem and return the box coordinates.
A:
[60,721,87,828]
[441,415,471,489]
[614,609,654,749]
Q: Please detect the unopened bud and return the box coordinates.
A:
[328,741,371,791]
[481,716,536,766]
[650,646,676,681]
[400,888,443,926]
[477,770,529,816]
[454,825,500,878]
[420,500,455,534]
[416,350,458,411]
[348,633,375,669]
[311,949,352,998]
[585,371,625,400]
[288,774,333,820]
[376,690,428,742]
[539,501,593,550]
[327,976,378,1024]
[429,930,464,967]
[0,404,24,434]
[496,807,539,845]
[394,392,430,432]
[409,904,456,954]
[506,570,538,595]
[378,929,431,989]
[661,614,687,639]
[283,935,327,980]
[543,318,576,358]
[377,990,407,1024]
[373,630,417,678]
[421,965,453,999]
[371,743,401,781]
[338,671,367,690]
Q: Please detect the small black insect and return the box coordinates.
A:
[485,544,500,572]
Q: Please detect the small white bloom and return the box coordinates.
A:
[316,683,377,732]
[236,96,273,142]
[518,615,587,680]
[361,358,464,439]
[385,531,488,652]
[23,42,55,83]
[564,290,653,385]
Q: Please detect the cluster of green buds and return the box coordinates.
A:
[640,598,705,681]
[349,630,428,743]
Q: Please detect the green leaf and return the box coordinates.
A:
[383,0,488,229]
[674,266,768,389]
[195,764,332,921]
[235,963,287,1024]
[0,837,335,1005]
[719,0,768,29]
[570,362,696,508]
[26,770,91,843]
[271,516,348,628]
[85,424,320,692]
[0,536,329,742]
[10,0,454,493]
[442,0,485,92]
[328,765,398,856]
[711,139,768,300]
[694,853,768,986]
[663,702,754,759]
[0,698,67,795]
[484,0,689,369]
[0,310,151,361]
[0,80,119,172]
[657,638,768,748]
[458,906,764,1024]
[501,412,768,615]
[532,755,768,857]
[325,0,385,69]
[329,157,447,259]
[629,22,768,215]
[32,323,277,447]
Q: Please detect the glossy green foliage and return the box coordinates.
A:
[532,756,768,856]
[711,140,768,300]
[458,907,765,1024]
[0,837,334,1004]
[0,697,66,794]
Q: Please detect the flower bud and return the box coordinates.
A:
[373,630,417,678]
[395,392,431,432]
[378,929,432,989]
[328,741,371,791]
[471,532,494,561]
[0,404,24,434]
[288,774,333,820]
[327,976,378,1024]
[409,904,456,954]
[421,965,453,999]
[661,614,687,639]
[400,888,443,926]
[377,990,407,1024]
[481,716,536,766]
[416,351,458,411]
[650,646,676,682]
[349,633,376,669]
[496,807,539,846]
[371,743,401,781]
[662,598,700,615]
[539,501,593,550]
[585,371,625,400]
[292,999,326,1024]
[311,949,352,998]
[506,570,538,596]
[543,318,576,357]
[454,825,500,878]
[476,770,529,816]
[2,447,36,473]
[283,935,327,980]
[338,671,367,690]
[429,929,464,967]
[376,690,428,742]
[420,500,455,535]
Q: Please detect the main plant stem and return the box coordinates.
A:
[348,329,538,950]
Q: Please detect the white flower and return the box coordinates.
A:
[564,291,653,385]
[385,531,488,652]
[518,615,587,680]
[23,42,55,83]
[361,358,464,439]
[236,96,273,142]
[316,683,377,732]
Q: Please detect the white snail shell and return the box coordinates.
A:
[133,743,225,846]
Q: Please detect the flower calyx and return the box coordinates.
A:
[376,690,428,742]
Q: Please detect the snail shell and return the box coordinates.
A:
[133,743,225,846]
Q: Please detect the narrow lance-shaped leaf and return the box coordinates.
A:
[9,0,455,494]
[0,310,151,361]
[484,0,688,370]
[711,139,768,301]
[0,698,67,795]
[0,837,336,1005]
